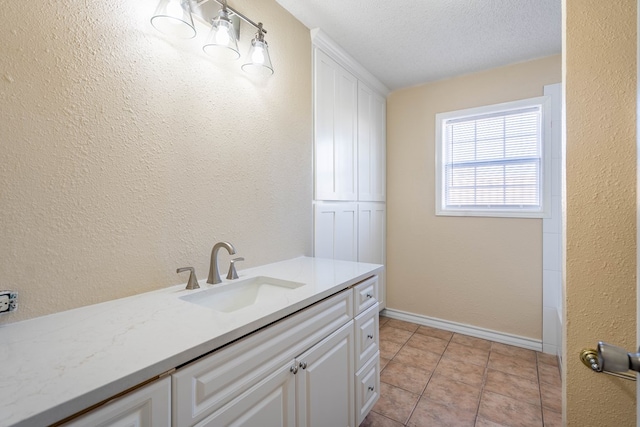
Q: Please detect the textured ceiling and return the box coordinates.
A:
[274,0,562,91]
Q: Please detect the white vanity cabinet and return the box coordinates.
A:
[2,258,383,427]
[172,276,380,427]
[55,279,379,427]
[61,377,171,427]
[172,285,358,427]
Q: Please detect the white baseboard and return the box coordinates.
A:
[381,308,543,352]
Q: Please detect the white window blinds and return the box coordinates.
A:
[436,98,549,217]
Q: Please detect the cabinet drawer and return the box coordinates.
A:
[173,289,353,427]
[353,276,378,314]
[355,352,380,426]
[354,303,379,371]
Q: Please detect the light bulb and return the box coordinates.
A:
[215,27,231,46]
[251,46,265,64]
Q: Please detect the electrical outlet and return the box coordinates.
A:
[0,291,17,314]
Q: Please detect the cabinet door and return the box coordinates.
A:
[314,202,358,261]
[62,377,170,427]
[358,203,386,308]
[296,321,355,427]
[314,48,358,201]
[196,362,296,427]
[357,82,386,202]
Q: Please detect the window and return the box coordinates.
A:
[435,97,551,218]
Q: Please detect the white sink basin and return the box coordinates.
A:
[180,276,305,313]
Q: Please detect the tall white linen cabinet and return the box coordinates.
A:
[312,29,388,310]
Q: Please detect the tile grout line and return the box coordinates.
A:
[408,328,452,426]
[537,355,547,426]
[473,345,491,426]
[398,327,424,426]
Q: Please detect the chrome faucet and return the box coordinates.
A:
[208,241,236,284]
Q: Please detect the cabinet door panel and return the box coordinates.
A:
[296,321,355,427]
[62,378,170,427]
[314,48,357,201]
[355,352,380,426]
[314,203,358,261]
[358,203,386,308]
[357,203,385,265]
[354,304,379,371]
[358,83,386,202]
[196,362,295,427]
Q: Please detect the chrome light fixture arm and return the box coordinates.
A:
[197,0,267,34]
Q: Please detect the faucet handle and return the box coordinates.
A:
[226,257,245,280]
[177,267,200,290]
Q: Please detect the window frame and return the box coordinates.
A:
[435,96,552,218]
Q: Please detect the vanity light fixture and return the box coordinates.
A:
[150,0,196,39]
[151,0,274,75]
[241,23,273,76]
[202,0,240,60]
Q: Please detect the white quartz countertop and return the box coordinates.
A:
[0,256,383,427]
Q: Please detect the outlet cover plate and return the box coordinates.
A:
[0,291,17,314]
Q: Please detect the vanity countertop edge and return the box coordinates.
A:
[0,256,383,427]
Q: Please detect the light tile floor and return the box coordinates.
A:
[360,316,562,427]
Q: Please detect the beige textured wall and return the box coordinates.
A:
[564,0,637,424]
[0,0,312,323]
[387,55,561,339]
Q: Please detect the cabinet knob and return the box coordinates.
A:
[299,361,307,369]
[368,386,375,392]
[366,293,373,299]
[290,365,298,374]
[367,334,374,340]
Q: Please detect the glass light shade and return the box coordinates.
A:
[241,39,274,76]
[151,0,196,39]
[202,12,240,60]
